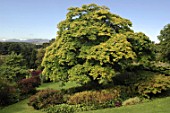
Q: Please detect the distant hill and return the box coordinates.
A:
[0,39,50,45]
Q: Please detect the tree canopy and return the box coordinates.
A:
[0,52,28,82]
[42,4,154,85]
[0,42,37,68]
[158,24,170,62]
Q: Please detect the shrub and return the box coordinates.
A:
[67,88,120,106]
[18,76,41,95]
[0,79,20,106]
[28,89,64,109]
[122,97,141,106]
[43,102,122,113]
[43,104,76,113]
[135,74,170,98]
[43,104,104,113]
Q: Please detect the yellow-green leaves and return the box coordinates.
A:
[41,4,154,85]
[79,34,136,66]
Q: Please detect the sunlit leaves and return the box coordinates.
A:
[42,4,154,85]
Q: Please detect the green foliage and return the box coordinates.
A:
[143,61,170,75]
[126,32,155,63]
[113,70,170,98]
[43,104,108,113]
[35,48,45,70]
[135,74,170,98]
[0,52,28,82]
[43,104,76,113]
[0,78,20,106]
[28,89,64,109]
[122,97,141,106]
[42,4,154,85]
[0,42,37,68]
[0,55,6,65]
[158,24,170,62]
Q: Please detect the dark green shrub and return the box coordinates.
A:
[0,79,20,106]
[135,74,170,98]
[28,89,64,109]
[18,76,41,95]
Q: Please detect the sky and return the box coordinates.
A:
[0,0,170,42]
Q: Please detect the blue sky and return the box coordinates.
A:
[0,0,170,42]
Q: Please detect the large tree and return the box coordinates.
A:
[42,4,154,85]
[158,24,170,62]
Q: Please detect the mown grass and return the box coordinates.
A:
[82,97,170,113]
[1,82,170,113]
[0,99,44,113]
[0,82,78,113]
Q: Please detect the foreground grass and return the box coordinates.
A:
[0,82,78,113]
[0,99,44,113]
[82,97,170,113]
[1,96,170,113]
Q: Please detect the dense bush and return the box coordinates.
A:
[0,79,20,106]
[18,76,41,95]
[43,104,101,113]
[122,97,141,106]
[67,89,120,106]
[28,89,64,109]
[43,104,76,113]
[135,74,170,98]
[44,101,122,113]
[0,42,37,69]
[0,52,29,82]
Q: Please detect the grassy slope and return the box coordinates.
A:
[0,99,43,113]
[0,82,77,113]
[82,97,170,113]
[1,82,170,113]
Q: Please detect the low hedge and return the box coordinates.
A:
[28,89,64,109]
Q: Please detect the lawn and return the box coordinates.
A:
[82,97,170,113]
[1,82,170,113]
[0,82,78,113]
[0,99,44,113]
